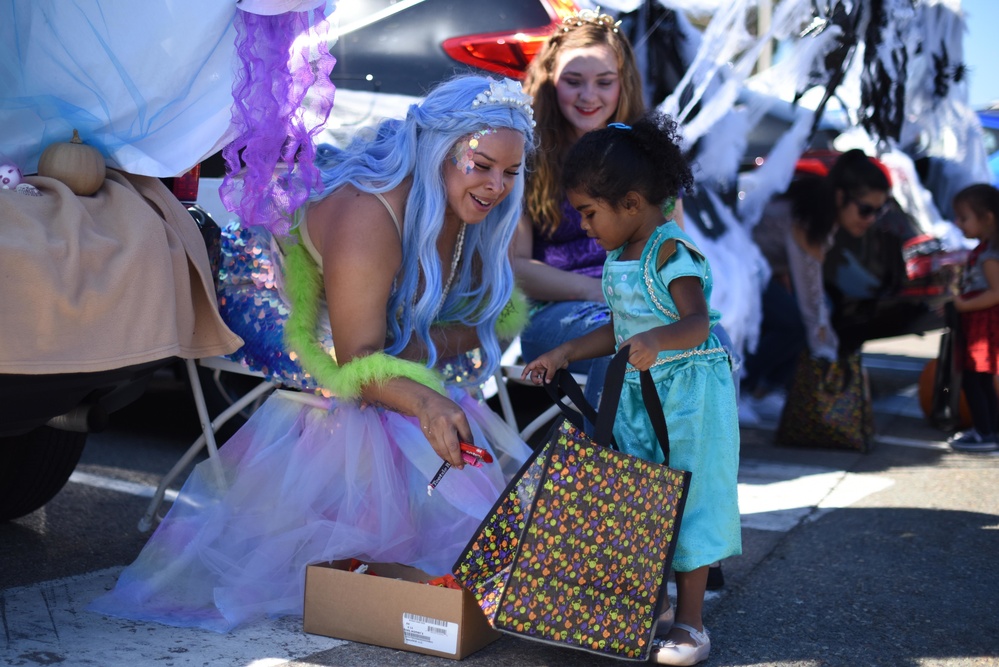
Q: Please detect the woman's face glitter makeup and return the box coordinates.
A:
[451,128,497,174]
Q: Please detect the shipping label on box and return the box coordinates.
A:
[402,612,459,654]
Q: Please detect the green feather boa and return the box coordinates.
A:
[281,231,528,399]
[495,286,529,340]
[282,238,445,399]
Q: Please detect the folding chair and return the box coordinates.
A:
[488,337,588,442]
[140,338,583,531]
[137,356,278,532]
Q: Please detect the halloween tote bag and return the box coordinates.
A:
[452,347,691,661]
[775,351,875,452]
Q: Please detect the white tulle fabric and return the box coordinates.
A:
[88,388,531,632]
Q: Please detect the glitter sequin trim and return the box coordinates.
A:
[625,347,727,373]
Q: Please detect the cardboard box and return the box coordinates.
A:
[304,560,500,660]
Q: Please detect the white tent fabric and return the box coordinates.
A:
[0,0,334,178]
[0,1,240,177]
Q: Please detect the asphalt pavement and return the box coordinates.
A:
[2,331,998,667]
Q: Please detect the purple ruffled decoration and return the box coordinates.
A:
[221,8,337,236]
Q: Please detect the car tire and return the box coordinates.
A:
[0,426,87,522]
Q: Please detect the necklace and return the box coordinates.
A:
[440,222,467,304]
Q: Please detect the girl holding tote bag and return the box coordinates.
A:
[522,112,741,667]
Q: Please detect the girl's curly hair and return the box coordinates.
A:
[562,111,693,210]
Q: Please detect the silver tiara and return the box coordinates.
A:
[471,78,535,127]
[561,7,621,33]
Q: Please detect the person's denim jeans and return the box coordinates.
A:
[520,300,612,413]
[742,277,806,396]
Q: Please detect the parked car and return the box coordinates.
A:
[978,104,999,186]
[199,0,583,220]
[0,0,585,523]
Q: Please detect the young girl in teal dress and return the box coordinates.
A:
[521,112,740,667]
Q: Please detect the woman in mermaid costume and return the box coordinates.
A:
[89,74,537,632]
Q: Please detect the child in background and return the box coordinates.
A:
[949,183,999,452]
[522,112,741,666]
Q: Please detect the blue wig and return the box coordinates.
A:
[310,75,535,377]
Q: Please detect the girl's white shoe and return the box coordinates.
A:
[650,623,710,666]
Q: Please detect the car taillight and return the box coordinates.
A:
[171,163,201,204]
[441,0,580,79]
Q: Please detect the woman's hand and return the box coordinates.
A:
[521,348,570,385]
[415,391,473,469]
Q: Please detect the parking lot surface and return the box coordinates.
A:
[2,332,997,667]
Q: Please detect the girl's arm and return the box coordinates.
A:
[622,276,710,371]
[521,322,616,383]
[955,258,999,312]
[308,187,471,469]
[511,214,605,303]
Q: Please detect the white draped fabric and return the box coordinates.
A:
[0,0,331,178]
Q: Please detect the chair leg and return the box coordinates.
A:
[519,403,564,442]
[185,359,226,488]
[137,361,277,532]
[493,369,519,431]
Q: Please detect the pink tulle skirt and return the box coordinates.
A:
[88,388,531,632]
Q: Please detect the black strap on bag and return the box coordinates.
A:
[544,364,602,439]
[545,345,673,465]
[930,302,964,431]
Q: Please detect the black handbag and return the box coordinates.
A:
[775,351,875,452]
[928,303,964,431]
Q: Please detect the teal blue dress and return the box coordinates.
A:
[603,222,741,572]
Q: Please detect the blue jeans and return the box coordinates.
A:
[520,300,612,412]
[742,277,806,395]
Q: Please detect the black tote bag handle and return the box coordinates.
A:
[546,345,673,465]
[544,365,602,437]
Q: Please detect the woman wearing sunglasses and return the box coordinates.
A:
[740,149,891,422]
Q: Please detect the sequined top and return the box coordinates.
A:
[217,221,486,394]
[605,222,725,372]
[532,196,680,280]
[532,199,606,278]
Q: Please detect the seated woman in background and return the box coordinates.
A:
[741,148,891,419]
[511,9,653,408]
